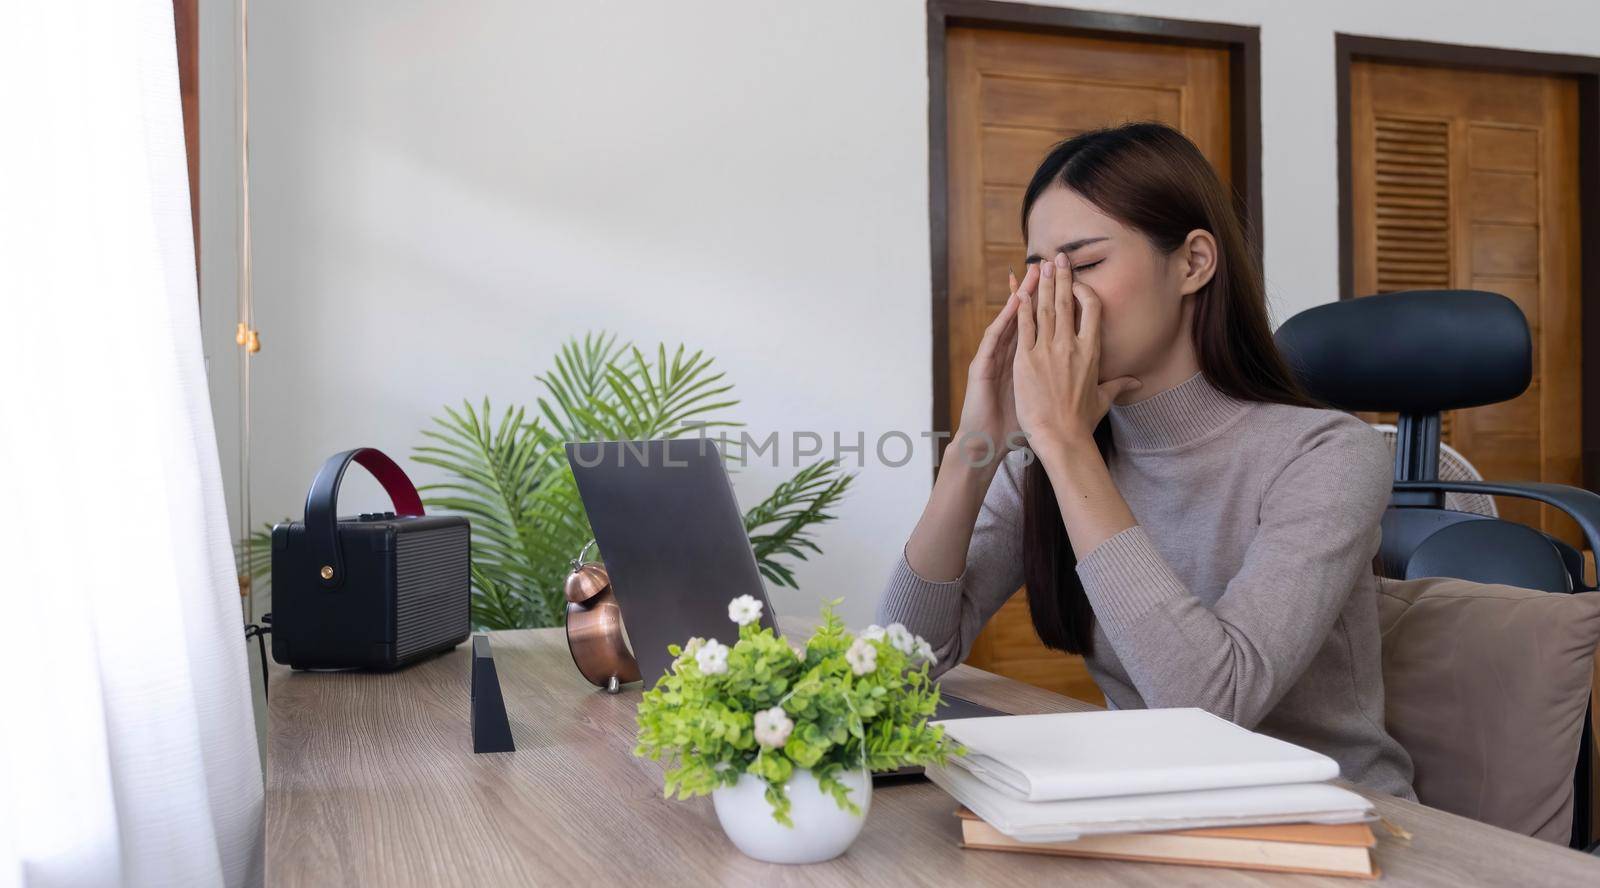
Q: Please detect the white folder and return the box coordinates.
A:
[934,708,1342,802]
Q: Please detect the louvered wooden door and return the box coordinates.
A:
[943,27,1235,703]
[1350,61,1583,545]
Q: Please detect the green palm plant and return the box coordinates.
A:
[237,524,277,615]
[412,333,854,630]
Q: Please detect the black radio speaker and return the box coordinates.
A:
[271,448,471,669]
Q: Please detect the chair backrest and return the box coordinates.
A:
[1277,289,1585,588]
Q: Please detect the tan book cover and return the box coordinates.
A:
[956,808,1379,879]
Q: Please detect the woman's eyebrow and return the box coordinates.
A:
[1025,237,1109,264]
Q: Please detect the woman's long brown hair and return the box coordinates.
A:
[1019,122,1318,655]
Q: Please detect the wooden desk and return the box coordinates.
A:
[267,628,1600,886]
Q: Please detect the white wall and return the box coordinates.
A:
[201,0,1600,629]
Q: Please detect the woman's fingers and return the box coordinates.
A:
[971,289,1020,371]
[972,261,1038,374]
[998,299,1020,366]
[1016,263,1038,350]
[1074,281,1102,347]
[1054,252,1076,342]
[1036,259,1057,343]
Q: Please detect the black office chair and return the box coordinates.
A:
[1275,289,1600,850]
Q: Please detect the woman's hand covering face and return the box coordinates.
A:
[1011,252,1143,449]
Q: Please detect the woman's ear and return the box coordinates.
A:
[1176,229,1218,296]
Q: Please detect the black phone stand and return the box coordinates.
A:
[471,635,515,753]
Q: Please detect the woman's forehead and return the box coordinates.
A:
[1025,189,1121,260]
[1025,187,1119,250]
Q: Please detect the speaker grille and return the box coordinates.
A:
[394,524,470,658]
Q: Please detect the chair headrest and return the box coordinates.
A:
[1274,290,1531,414]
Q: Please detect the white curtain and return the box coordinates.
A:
[0,1,264,886]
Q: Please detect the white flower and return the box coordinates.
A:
[791,643,806,660]
[674,636,706,667]
[886,622,915,655]
[694,638,729,675]
[753,706,794,748]
[860,624,886,642]
[914,637,937,666]
[728,594,764,626]
[845,637,878,676]
[672,637,705,667]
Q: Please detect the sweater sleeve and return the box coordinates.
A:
[1074,416,1392,728]
[875,452,1027,677]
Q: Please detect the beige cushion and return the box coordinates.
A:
[1377,576,1600,844]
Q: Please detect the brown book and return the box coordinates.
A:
[956,808,1379,879]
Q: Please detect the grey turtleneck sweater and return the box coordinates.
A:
[878,371,1417,800]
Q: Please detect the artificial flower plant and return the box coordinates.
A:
[633,596,961,826]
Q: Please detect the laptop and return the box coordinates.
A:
[565,438,1004,771]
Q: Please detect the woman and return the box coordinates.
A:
[878,122,1416,800]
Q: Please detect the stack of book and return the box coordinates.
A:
[928,708,1381,879]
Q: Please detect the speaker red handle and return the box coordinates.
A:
[304,448,424,589]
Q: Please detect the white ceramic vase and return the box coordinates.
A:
[710,767,872,864]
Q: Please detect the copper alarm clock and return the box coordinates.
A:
[563,546,640,693]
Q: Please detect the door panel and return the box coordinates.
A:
[1350,61,1583,545]
[944,27,1235,704]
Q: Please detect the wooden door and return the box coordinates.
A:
[1350,61,1583,546]
[943,27,1235,702]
